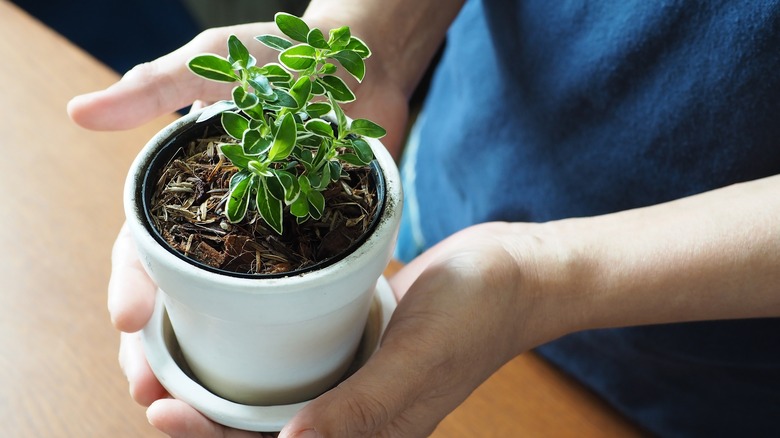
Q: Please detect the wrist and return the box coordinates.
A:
[501,222,593,348]
[303,0,463,98]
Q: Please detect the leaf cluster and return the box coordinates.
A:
[187,13,386,234]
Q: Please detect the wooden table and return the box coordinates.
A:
[0,2,644,436]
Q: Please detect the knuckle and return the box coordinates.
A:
[340,393,392,436]
[122,61,161,86]
[192,27,229,53]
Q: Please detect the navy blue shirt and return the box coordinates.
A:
[402,0,780,435]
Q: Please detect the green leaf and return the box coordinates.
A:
[188,55,238,82]
[195,100,235,123]
[330,50,365,82]
[329,92,348,138]
[349,119,386,138]
[248,160,272,177]
[226,172,255,223]
[305,119,334,137]
[307,172,323,192]
[346,37,371,59]
[220,144,252,168]
[248,118,263,130]
[232,86,259,111]
[227,35,251,68]
[279,44,317,71]
[275,12,310,43]
[315,162,331,189]
[350,138,374,164]
[290,195,310,218]
[255,34,293,51]
[312,138,330,169]
[243,130,271,155]
[268,113,296,161]
[307,190,325,219]
[256,179,284,234]
[339,153,367,166]
[247,72,274,98]
[243,105,265,121]
[288,75,312,109]
[328,160,343,182]
[265,172,285,200]
[306,102,331,118]
[298,174,312,193]
[297,133,322,148]
[307,28,330,49]
[254,64,293,85]
[221,112,249,139]
[328,26,351,50]
[310,80,326,96]
[318,75,355,103]
[319,63,337,75]
[272,169,299,204]
[297,148,314,166]
[271,89,298,108]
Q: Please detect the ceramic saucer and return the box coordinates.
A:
[142,276,396,432]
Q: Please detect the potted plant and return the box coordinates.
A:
[123,13,402,409]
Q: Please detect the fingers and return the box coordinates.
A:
[108,223,157,333]
[147,399,273,438]
[67,25,259,131]
[280,279,477,438]
[190,99,211,112]
[279,335,472,437]
[67,52,207,130]
[281,224,535,437]
[279,350,437,437]
[119,331,168,406]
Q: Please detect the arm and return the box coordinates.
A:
[109,151,780,436]
[117,166,779,437]
[540,175,780,335]
[295,174,779,438]
[404,174,780,367]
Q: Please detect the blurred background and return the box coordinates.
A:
[12,0,310,74]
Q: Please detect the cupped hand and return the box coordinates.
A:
[90,17,532,438]
[277,222,563,437]
[111,217,563,437]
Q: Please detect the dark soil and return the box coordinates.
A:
[148,131,378,275]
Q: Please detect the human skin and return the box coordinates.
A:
[68,0,780,436]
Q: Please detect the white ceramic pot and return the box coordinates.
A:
[124,108,402,405]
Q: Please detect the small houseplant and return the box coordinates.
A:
[123,13,402,408]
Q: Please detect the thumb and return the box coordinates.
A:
[279,347,435,438]
[66,25,262,131]
[66,59,203,131]
[67,41,229,130]
[278,304,475,438]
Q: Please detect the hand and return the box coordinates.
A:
[111,219,561,437]
[276,222,566,437]
[84,20,410,437]
[67,22,410,155]
[112,224,281,438]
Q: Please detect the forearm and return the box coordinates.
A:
[304,0,464,97]
[538,175,780,336]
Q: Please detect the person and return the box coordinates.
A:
[68,0,780,436]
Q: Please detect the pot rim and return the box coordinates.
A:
[123,107,403,291]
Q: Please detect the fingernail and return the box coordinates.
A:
[295,429,322,438]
